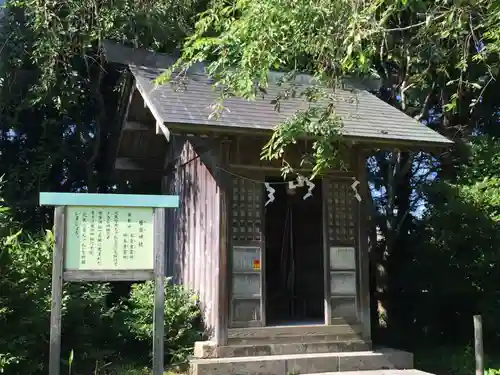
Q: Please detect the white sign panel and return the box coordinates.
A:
[330,246,356,270]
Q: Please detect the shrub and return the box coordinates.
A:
[0,354,19,373]
[0,227,121,374]
[0,182,203,373]
[123,280,203,366]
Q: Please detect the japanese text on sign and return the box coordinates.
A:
[65,207,154,270]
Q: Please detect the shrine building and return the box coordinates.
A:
[102,40,452,375]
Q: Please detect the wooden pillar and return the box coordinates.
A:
[153,208,166,375]
[474,315,484,375]
[356,150,372,341]
[215,140,230,345]
[322,181,332,325]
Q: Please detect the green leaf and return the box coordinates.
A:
[5,230,22,245]
[346,43,353,56]
[68,350,74,367]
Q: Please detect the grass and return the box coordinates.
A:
[414,344,500,375]
[72,368,186,375]
[66,349,189,375]
[68,362,187,375]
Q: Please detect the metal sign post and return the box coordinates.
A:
[39,192,179,375]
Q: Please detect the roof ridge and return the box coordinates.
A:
[103,40,381,90]
[103,40,452,147]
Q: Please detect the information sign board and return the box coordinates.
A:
[39,192,179,375]
[65,206,154,270]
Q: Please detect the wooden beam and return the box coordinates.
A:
[166,122,452,150]
[115,157,142,171]
[115,157,164,172]
[132,79,171,141]
[128,88,158,125]
[216,141,230,346]
[123,121,151,131]
[115,171,163,184]
[156,121,171,141]
[322,181,332,325]
[106,73,135,175]
[115,82,136,158]
[228,163,354,175]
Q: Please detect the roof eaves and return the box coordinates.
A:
[132,73,171,141]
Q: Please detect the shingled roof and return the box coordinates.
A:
[103,41,452,147]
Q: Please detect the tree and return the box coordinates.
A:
[168,0,499,148]
[0,3,212,371]
[0,0,207,227]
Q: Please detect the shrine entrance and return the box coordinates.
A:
[264,178,324,326]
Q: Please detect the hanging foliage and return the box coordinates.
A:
[159,0,500,176]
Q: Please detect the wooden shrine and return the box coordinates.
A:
[101,41,453,357]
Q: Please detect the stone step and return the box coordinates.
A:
[194,339,371,358]
[306,371,434,375]
[189,348,413,375]
[229,324,361,339]
[228,334,364,346]
[228,324,362,345]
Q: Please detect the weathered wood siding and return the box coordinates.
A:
[163,136,221,340]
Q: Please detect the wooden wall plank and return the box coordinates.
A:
[164,136,222,342]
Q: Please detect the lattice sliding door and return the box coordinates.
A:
[324,178,358,323]
[229,176,264,327]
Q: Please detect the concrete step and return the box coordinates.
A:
[194,339,371,358]
[190,348,413,375]
[306,371,434,375]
